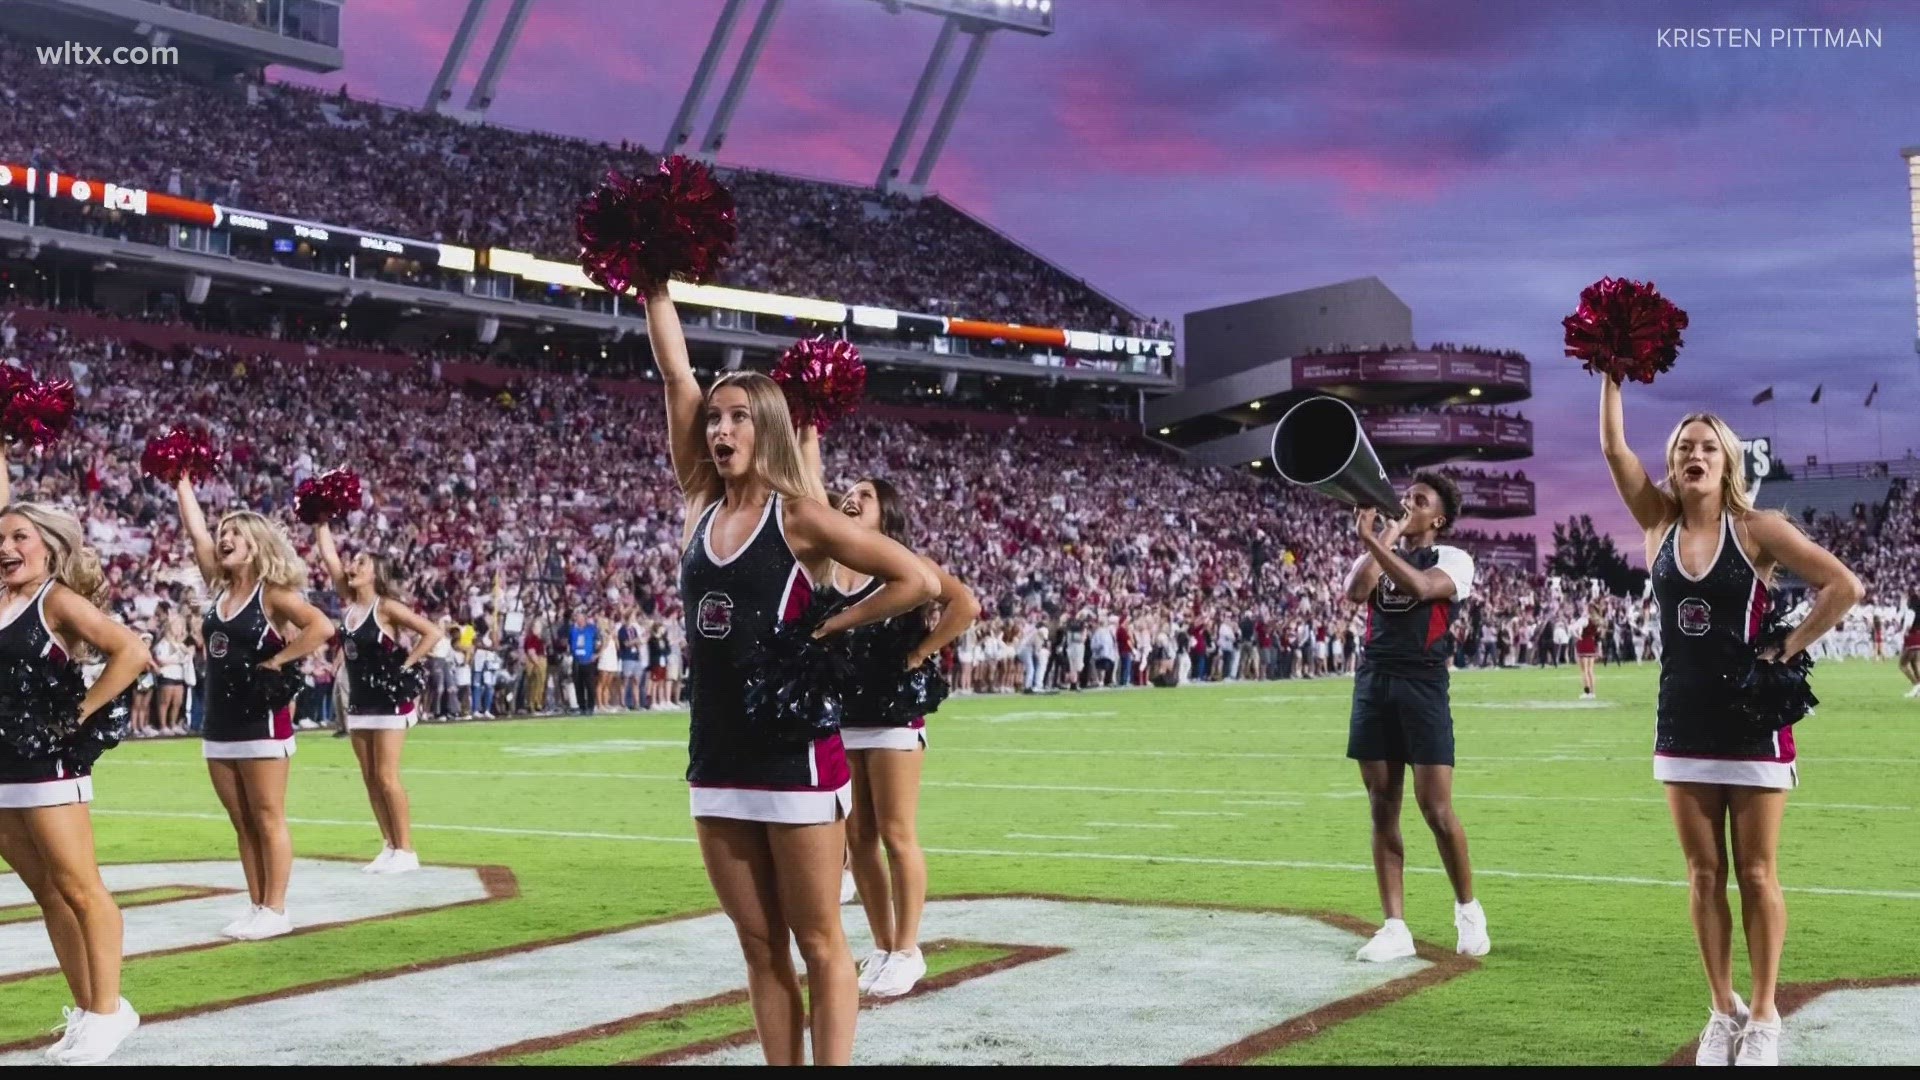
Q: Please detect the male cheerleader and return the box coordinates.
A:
[1341,472,1489,960]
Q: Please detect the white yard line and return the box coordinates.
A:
[1004,833,1098,842]
[1084,822,1179,830]
[90,809,1920,901]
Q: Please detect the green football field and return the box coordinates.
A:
[3,661,1917,1065]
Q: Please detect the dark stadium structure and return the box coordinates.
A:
[1145,277,1538,568]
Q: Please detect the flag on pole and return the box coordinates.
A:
[1865,382,1878,407]
[1810,384,1823,404]
[1751,386,1774,406]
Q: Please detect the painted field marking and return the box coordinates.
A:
[1005,833,1098,842]
[1084,822,1178,830]
[85,813,1920,901]
[1156,810,1246,818]
[0,859,505,982]
[1222,800,1307,807]
[982,710,1118,724]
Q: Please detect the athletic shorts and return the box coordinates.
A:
[1346,668,1455,767]
[621,659,644,677]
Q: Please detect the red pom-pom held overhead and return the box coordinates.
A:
[141,427,223,483]
[1562,277,1689,385]
[294,468,363,525]
[0,379,75,449]
[0,363,33,409]
[772,337,867,432]
[575,155,737,296]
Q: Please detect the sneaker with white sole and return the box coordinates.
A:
[44,1005,82,1060]
[374,849,420,875]
[234,908,293,940]
[1355,919,1417,962]
[867,947,926,998]
[54,999,139,1066]
[1734,1016,1780,1066]
[856,950,892,994]
[840,869,857,905]
[363,845,395,874]
[220,905,263,939]
[1454,899,1490,957]
[1696,993,1750,1066]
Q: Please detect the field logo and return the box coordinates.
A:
[0,887,1470,1066]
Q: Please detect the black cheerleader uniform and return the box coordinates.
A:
[0,582,94,808]
[1650,512,1796,788]
[680,494,850,823]
[342,603,418,731]
[835,575,927,752]
[202,582,297,760]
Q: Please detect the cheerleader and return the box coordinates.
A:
[173,477,333,941]
[800,446,980,999]
[647,289,935,1065]
[1899,593,1920,699]
[1601,381,1861,1066]
[1575,600,1603,699]
[313,522,444,874]
[0,502,149,1064]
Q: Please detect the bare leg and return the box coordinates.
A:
[867,747,927,952]
[235,758,293,911]
[1666,783,1739,1015]
[23,804,123,1011]
[350,732,393,846]
[767,819,858,1066]
[845,752,893,952]
[0,812,92,1008]
[1411,764,1474,903]
[1729,787,1790,1021]
[1358,760,1407,920]
[697,819,803,1066]
[207,760,262,905]
[371,729,412,851]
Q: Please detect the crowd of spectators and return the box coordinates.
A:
[0,37,1158,334]
[1301,342,1527,361]
[6,308,1913,741]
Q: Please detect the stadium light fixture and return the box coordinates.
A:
[1158,426,1171,435]
[880,0,1054,35]
[1249,400,1261,410]
[1469,386,1483,397]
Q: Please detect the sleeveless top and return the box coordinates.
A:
[0,581,86,782]
[679,494,848,792]
[342,602,416,716]
[202,582,292,743]
[1650,512,1793,763]
[833,574,925,731]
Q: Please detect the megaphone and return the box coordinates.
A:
[1269,396,1405,519]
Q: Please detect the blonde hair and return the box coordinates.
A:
[213,510,309,591]
[682,372,814,537]
[1662,412,1754,516]
[0,502,109,607]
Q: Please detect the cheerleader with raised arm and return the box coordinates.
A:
[172,476,333,940]
[313,518,444,874]
[1579,278,1861,1065]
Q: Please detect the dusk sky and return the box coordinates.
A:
[279,0,1920,559]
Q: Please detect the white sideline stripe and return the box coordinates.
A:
[1005,833,1098,841]
[1222,799,1307,807]
[1156,810,1245,818]
[90,810,1920,900]
[1084,821,1179,830]
[101,760,1914,811]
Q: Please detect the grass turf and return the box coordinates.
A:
[2,660,1915,1064]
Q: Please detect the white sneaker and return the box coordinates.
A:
[374,849,420,875]
[53,999,139,1066]
[856,950,892,994]
[234,907,293,940]
[1454,899,1490,957]
[363,845,395,873]
[45,1005,82,1060]
[1734,1016,1780,1066]
[1696,993,1750,1066]
[1581,690,1595,700]
[221,905,263,939]
[840,869,857,905]
[1355,919,1417,962]
[867,947,926,998]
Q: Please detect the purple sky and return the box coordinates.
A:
[278,0,1920,558]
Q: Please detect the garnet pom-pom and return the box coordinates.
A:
[1730,613,1818,731]
[771,337,867,432]
[0,363,33,408]
[294,468,363,525]
[141,427,223,483]
[575,155,737,296]
[741,595,857,746]
[1562,277,1689,385]
[0,378,75,449]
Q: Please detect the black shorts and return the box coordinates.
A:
[1347,667,1455,767]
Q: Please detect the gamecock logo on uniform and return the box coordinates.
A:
[1376,575,1416,612]
[1678,598,1712,637]
[208,631,230,658]
[696,591,734,639]
[343,640,359,661]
